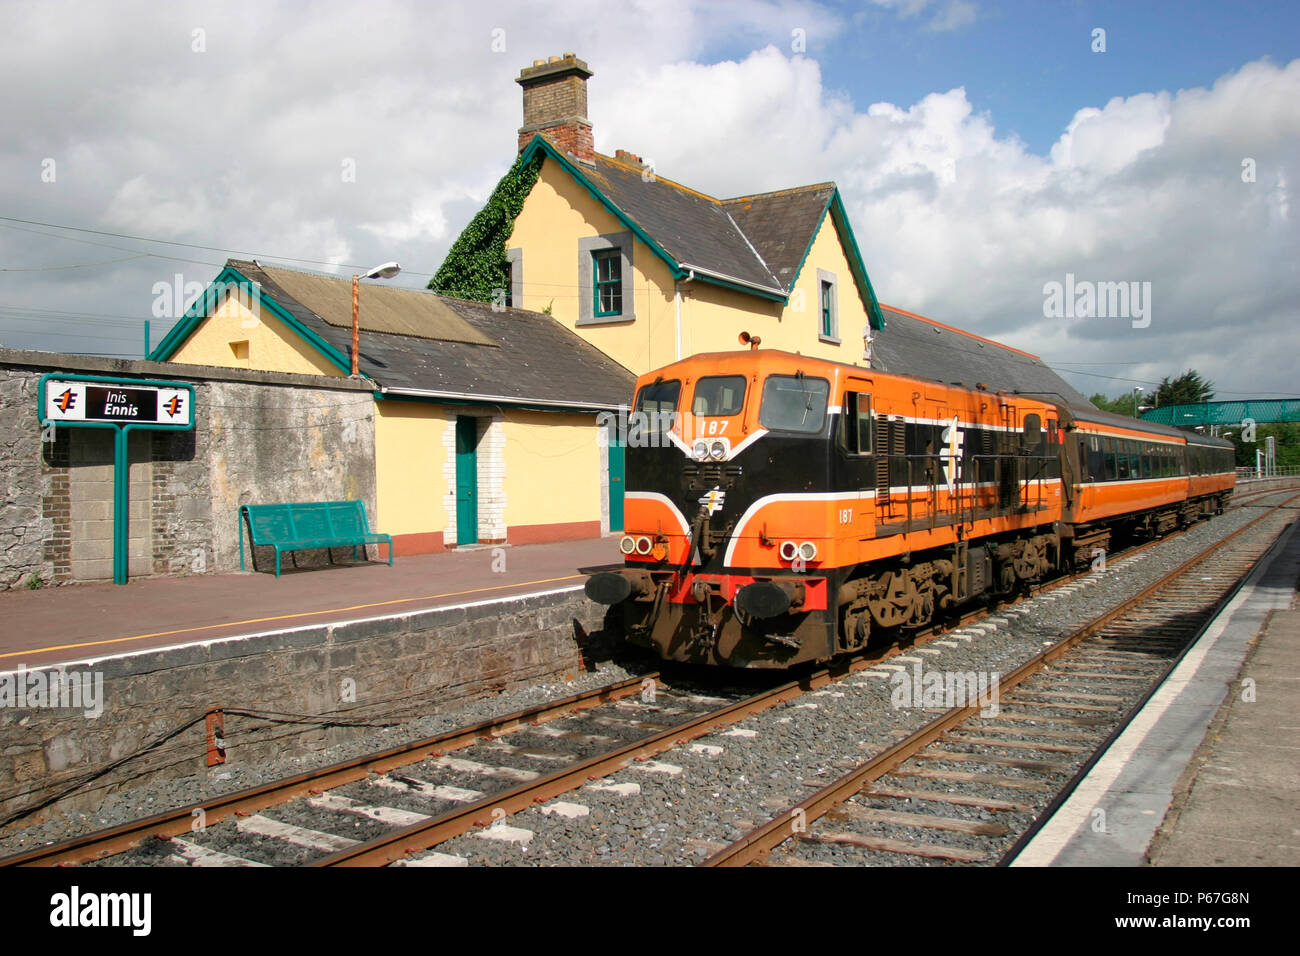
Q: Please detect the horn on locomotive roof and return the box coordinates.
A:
[739,331,761,350]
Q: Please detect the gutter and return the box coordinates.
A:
[675,262,787,300]
[377,385,627,413]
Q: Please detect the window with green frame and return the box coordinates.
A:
[593,250,622,317]
[820,280,834,337]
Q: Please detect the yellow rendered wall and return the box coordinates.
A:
[783,212,873,363]
[681,214,873,367]
[374,401,449,536]
[502,410,600,527]
[168,295,343,377]
[509,159,876,376]
[508,161,676,375]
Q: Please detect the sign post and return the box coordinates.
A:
[39,374,196,585]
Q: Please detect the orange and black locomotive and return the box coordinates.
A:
[585,347,1235,668]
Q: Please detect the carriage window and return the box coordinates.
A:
[1103,438,1117,481]
[1085,436,1103,481]
[760,375,830,433]
[692,376,746,417]
[1116,440,1131,480]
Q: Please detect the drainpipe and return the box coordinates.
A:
[674,269,694,361]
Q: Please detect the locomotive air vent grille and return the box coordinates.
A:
[684,462,742,490]
[875,415,892,506]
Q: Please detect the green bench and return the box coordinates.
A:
[239,501,393,577]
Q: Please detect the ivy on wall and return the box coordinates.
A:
[428,152,543,303]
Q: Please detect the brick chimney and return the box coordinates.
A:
[516,53,594,165]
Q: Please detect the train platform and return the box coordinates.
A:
[1012,516,1300,867]
[0,537,620,670]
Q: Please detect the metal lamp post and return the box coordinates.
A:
[351,262,401,376]
[1133,386,1143,419]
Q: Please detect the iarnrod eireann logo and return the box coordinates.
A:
[49,886,151,936]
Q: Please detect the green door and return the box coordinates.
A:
[609,438,625,531]
[455,417,478,545]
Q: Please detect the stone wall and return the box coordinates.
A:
[0,368,54,589]
[0,350,377,588]
[0,586,607,827]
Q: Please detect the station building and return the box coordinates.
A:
[149,261,634,556]
[439,52,1090,400]
[0,52,1090,590]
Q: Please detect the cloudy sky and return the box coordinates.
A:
[2,0,1297,402]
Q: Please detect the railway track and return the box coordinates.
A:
[2,485,1294,867]
[703,491,1299,866]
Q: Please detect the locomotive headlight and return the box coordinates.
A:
[619,535,637,555]
[779,541,799,562]
[635,536,653,555]
[709,440,726,460]
[693,441,709,461]
[799,541,818,562]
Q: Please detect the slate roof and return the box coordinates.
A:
[586,155,845,297]
[721,184,838,290]
[259,265,495,346]
[228,260,635,409]
[871,306,1093,408]
[588,155,783,292]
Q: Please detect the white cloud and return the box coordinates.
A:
[0,0,1294,400]
[599,48,1300,399]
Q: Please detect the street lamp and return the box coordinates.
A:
[1133,386,1143,419]
[352,261,401,377]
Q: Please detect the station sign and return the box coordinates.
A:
[42,379,193,428]
[38,373,196,586]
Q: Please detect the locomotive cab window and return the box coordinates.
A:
[634,379,681,438]
[692,376,746,417]
[635,379,681,416]
[760,374,830,433]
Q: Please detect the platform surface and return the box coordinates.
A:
[1012,517,1300,866]
[0,538,619,669]
[1147,606,1300,866]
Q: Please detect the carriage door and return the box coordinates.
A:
[455,416,479,545]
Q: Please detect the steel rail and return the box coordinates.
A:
[4,489,1285,868]
[994,519,1295,865]
[2,674,655,867]
[313,669,838,866]
[702,492,1299,866]
[314,504,1237,867]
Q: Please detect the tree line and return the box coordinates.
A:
[1087,369,1296,468]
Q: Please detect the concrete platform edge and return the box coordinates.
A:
[1010,517,1299,866]
[0,584,583,679]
